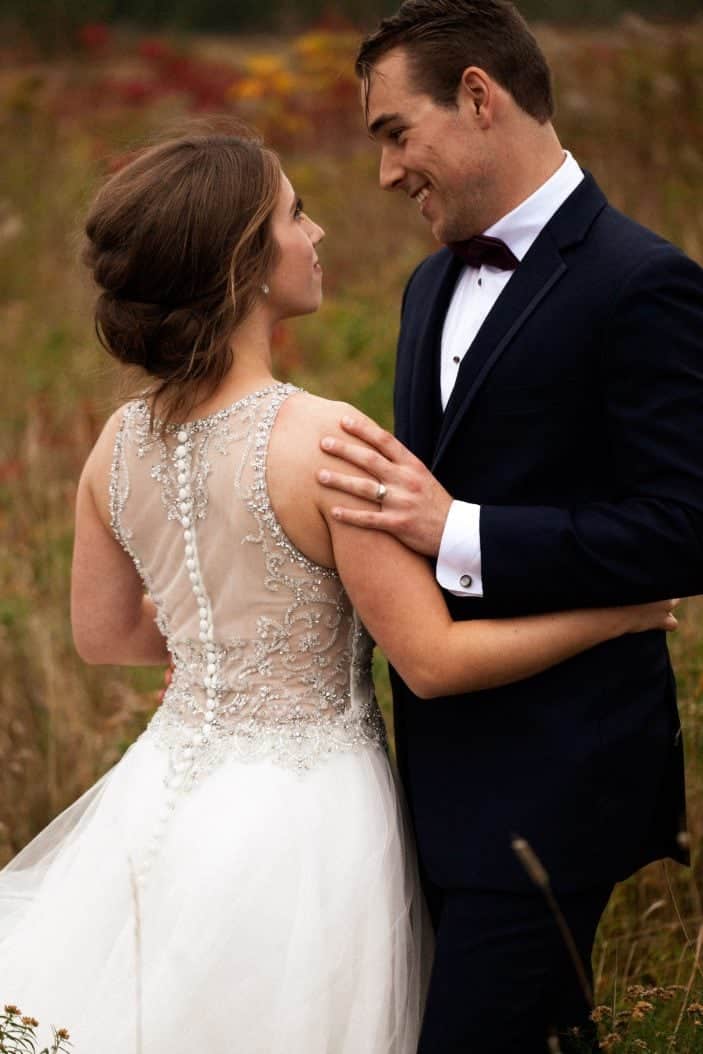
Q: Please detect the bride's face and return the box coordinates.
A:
[266,173,325,320]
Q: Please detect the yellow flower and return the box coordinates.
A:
[246,54,287,78]
[228,78,265,101]
[294,31,357,76]
[295,32,329,58]
[271,71,297,95]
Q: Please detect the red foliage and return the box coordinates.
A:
[77,23,112,53]
[315,10,356,32]
[137,43,238,110]
[0,459,23,484]
[19,27,367,153]
[137,38,172,62]
[107,79,157,106]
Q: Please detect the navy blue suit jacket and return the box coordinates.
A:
[392,173,703,892]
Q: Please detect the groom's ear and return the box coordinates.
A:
[458,67,492,127]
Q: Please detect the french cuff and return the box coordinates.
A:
[436,500,484,597]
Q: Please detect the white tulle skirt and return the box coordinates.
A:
[0,734,431,1052]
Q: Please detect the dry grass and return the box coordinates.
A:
[0,17,702,1044]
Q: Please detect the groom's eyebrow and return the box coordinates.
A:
[368,112,401,138]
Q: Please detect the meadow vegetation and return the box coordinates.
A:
[2,0,703,46]
[0,16,701,1049]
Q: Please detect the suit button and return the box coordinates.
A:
[459,574,473,588]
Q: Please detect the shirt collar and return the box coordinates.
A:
[483,151,584,262]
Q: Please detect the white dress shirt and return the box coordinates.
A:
[435,151,584,596]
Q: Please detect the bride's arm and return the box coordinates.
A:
[71,413,170,667]
[313,420,677,699]
[327,508,675,697]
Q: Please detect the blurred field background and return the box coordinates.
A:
[1,1,702,1048]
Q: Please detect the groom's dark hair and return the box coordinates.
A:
[356,0,554,124]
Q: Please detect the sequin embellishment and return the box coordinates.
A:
[109,383,386,883]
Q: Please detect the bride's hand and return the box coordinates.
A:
[622,598,680,634]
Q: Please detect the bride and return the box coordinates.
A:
[0,129,677,1053]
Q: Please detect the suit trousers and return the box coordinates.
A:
[417,880,613,1054]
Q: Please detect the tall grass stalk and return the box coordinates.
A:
[0,17,701,1046]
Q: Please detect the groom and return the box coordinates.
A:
[318,1,703,1051]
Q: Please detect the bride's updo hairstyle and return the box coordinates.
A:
[83,128,281,428]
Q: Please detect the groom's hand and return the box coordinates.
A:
[317,414,452,557]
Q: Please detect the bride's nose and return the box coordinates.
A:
[306,217,325,244]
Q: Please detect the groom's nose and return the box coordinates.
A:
[379,147,405,191]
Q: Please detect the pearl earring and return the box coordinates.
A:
[261,283,270,296]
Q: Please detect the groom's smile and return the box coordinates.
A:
[411,183,431,213]
[361,47,498,243]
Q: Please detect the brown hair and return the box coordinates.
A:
[83,126,281,429]
[356,0,554,124]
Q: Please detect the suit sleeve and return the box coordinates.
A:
[480,247,703,607]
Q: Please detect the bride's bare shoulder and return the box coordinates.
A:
[283,390,355,429]
[273,390,358,461]
[271,389,378,511]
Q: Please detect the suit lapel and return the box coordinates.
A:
[431,173,608,471]
[403,252,463,465]
[432,237,566,468]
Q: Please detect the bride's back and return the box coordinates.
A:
[111,382,385,772]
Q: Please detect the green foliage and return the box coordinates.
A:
[0,18,701,1049]
[0,598,29,632]
[3,0,703,51]
[519,0,702,21]
[0,0,397,42]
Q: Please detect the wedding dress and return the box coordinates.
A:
[0,382,430,1053]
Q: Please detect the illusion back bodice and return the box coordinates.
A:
[109,383,385,778]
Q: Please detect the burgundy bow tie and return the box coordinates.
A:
[448,234,519,271]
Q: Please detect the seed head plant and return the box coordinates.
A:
[0,1005,71,1054]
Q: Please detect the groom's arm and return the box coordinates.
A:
[481,249,703,606]
[319,249,703,607]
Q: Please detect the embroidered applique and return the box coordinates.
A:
[109,384,386,789]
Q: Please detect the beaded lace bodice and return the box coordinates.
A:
[109,383,386,784]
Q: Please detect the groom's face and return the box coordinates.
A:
[363,48,494,243]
